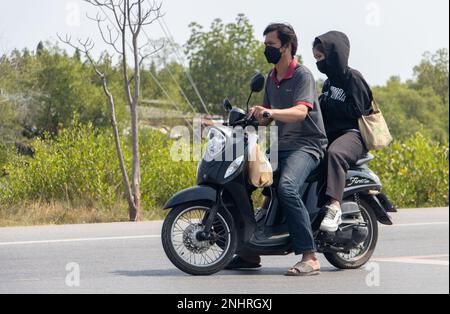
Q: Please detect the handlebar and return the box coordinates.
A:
[229,114,258,128]
[228,110,271,128]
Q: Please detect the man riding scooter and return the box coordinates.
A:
[161,23,394,277]
[226,23,328,276]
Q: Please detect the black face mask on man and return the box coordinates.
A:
[264,46,283,64]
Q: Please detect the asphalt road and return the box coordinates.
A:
[0,207,448,294]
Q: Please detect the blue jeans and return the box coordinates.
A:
[277,150,320,255]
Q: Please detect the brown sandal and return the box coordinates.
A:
[285,262,320,277]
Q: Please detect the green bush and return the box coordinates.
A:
[0,144,7,169]
[0,123,124,208]
[140,131,197,210]
[371,133,449,208]
[1,124,448,219]
[0,122,198,213]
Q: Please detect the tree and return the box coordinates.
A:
[74,48,82,62]
[0,44,123,137]
[33,45,107,132]
[412,48,449,105]
[371,49,449,144]
[36,41,45,56]
[60,0,164,221]
[374,76,448,143]
[184,14,272,114]
[0,99,21,146]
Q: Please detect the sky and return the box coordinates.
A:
[0,0,449,86]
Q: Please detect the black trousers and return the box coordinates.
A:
[325,131,368,203]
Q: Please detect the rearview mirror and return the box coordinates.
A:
[223,98,232,112]
[250,73,265,93]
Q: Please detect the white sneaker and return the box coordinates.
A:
[320,205,342,232]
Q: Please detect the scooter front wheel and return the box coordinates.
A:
[161,202,237,276]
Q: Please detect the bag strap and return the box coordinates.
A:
[372,100,381,113]
[342,70,374,116]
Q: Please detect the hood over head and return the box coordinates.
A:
[314,31,351,79]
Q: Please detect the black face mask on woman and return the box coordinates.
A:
[316,59,329,75]
[264,46,282,64]
[317,58,341,79]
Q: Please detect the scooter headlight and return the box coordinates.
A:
[224,155,245,179]
[206,128,226,158]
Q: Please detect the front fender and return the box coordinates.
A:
[164,186,217,209]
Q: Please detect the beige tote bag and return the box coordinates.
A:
[247,134,273,188]
[358,100,393,150]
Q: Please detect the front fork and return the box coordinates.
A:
[197,189,224,241]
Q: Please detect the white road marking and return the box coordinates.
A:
[373,254,449,266]
[0,235,161,247]
[16,278,41,282]
[385,222,449,228]
[0,221,447,247]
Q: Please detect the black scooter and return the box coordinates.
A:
[161,73,396,276]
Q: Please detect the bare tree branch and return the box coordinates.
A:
[60,0,165,221]
[57,34,103,77]
[87,12,123,55]
[139,39,164,66]
[57,32,136,216]
[140,2,164,26]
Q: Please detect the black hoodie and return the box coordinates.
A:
[315,31,373,141]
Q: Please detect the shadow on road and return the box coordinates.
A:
[112,267,342,277]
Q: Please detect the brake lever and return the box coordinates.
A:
[231,112,259,127]
[245,114,259,127]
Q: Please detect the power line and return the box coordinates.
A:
[146,0,210,116]
[138,24,198,114]
[159,16,210,115]
[146,68,193,130]
[96,5,194,129]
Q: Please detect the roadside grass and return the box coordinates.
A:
[0,200,167,227]
[0,123,448,227]
[0,191,268,227]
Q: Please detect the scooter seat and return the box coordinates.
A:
[274,153,374,184]
[353,153,375,167]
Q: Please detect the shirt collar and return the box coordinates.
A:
[270,58,298,85]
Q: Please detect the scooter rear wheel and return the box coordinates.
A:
[161,202,237,276]
[324,199,379,269]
